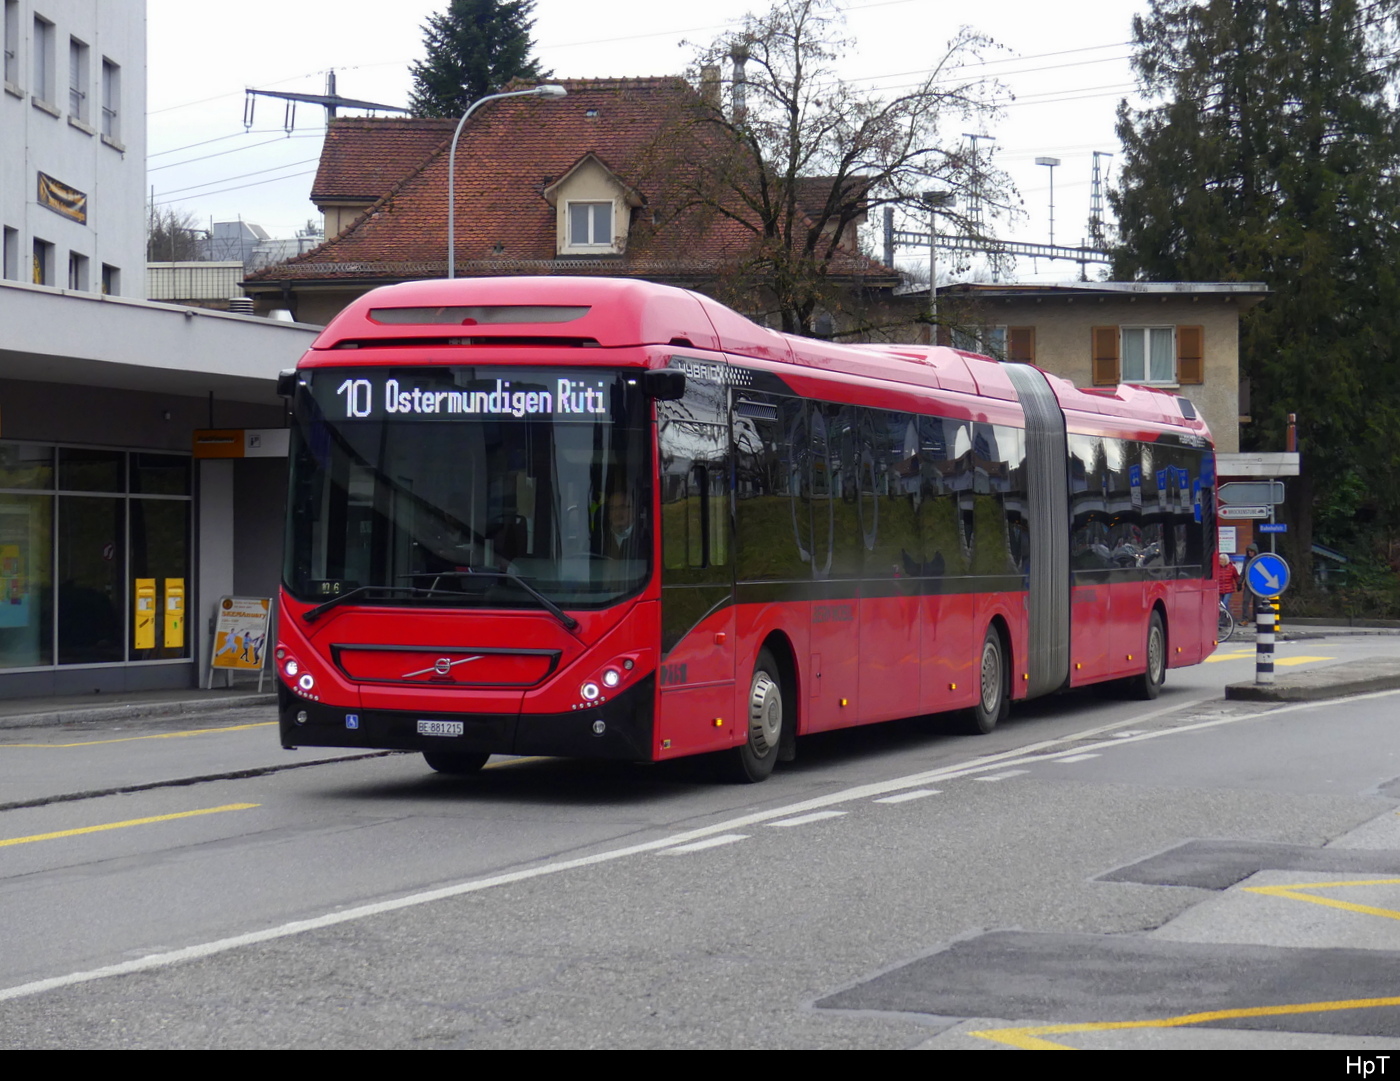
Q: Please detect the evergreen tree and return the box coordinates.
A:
[408,0,549,118]
[1111,0,1400,584]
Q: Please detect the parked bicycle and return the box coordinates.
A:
[1218,597,1236,643]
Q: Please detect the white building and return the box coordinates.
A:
[0,2,317,699]
[2,0,144,294]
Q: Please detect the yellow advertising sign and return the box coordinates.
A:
[134,578,156,650]
[164,578,185,649]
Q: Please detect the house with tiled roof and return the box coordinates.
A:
[310,117,458,239]
[243,77,899,327]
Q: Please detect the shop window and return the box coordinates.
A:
[0,443,193,669]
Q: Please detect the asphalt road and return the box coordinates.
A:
[3,634,1400,1050]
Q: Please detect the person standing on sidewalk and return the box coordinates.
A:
[1218,551,1242,619]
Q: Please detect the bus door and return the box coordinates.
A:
[804,403,860,731]
[656,377,735,757]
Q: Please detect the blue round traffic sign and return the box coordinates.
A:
[1244,552,1291,598]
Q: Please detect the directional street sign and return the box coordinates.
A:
[1219,505,1269,520]
[1218,480,1286,506]
[1245,552,1291,598]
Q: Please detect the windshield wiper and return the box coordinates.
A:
[302,584,474,624]
[399,568,580,632]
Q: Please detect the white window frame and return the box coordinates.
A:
[1120,326,1177,386]
[67,250,88,291]
[32,14,53,105]
[950,325,1007,358]
[32,237,53,285]
[3,1,19,90]
[68,35,88,123]
[2,226,18,279]
[565,200,615,251]
[100,57,119,142]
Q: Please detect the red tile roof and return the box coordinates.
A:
[250,78,896,288]
[310,117,456,204]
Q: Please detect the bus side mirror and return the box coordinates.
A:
[645,369,686,401]
[277,369,299,398]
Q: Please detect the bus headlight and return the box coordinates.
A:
[284,659,299,678]
[297,673,315,693]
[580,681,600,702]
[602,668,621,689]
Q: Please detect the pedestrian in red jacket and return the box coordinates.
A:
[1217,552,1241,602]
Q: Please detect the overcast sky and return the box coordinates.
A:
[147,0,1149,280]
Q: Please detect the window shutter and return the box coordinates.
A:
[1091,326,1120,385]
[1006,326,1035,362]
[1177,325,1204,384]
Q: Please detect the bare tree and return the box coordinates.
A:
[146,206,207,262]
[657,0,1012,336]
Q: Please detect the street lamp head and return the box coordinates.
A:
[534,84,568,99]
[1034,156,1062,168]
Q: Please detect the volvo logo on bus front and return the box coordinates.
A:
[401,654,482,680]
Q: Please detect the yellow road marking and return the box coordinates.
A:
[0,803,259,847]
[1243,877,1400,921]
[1203,652,1334,666]
[5,721,275,748]
[969,994,1400,1049]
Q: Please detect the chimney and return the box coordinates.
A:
[701,64,721,109]
[730,43,749,124]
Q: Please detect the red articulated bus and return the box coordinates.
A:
[276,277,1217,782]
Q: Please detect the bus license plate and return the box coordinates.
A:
[417,720,464,737]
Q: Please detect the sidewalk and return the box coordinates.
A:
[0,686,275,731]
[1221,621,1400,702]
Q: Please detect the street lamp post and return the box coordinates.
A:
[447,85,567,279]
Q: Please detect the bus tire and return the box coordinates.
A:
[1129,611,1166,701]
[963,626,1009,735]
[423,751,490,775]
[721,649,784,783]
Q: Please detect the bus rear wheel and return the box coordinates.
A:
[962,626,1009,735]
[422,751,490,775]
[720,649,784,783]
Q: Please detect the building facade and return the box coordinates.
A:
[938,281,1268,454]
[2,0,144,295]
[0,2,316,699]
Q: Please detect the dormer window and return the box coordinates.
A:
[568,201,613,248]
[544,153,644,258]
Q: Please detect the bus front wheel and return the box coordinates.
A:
[963,626,1009,735]
[423,751,490,775]
[721,649,784,783]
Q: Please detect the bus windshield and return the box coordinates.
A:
[283,365,651,611]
